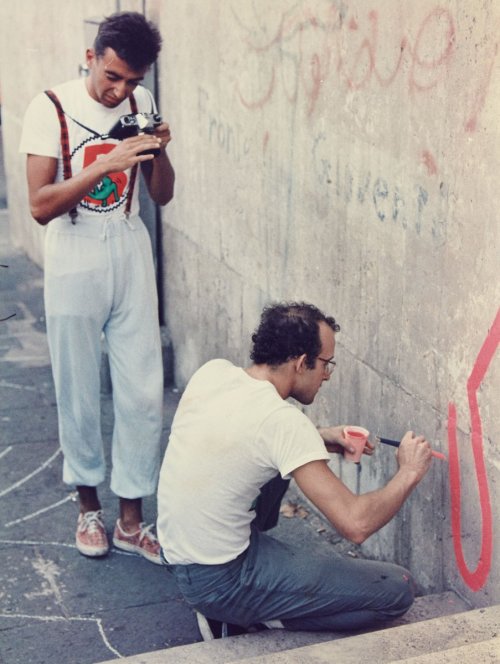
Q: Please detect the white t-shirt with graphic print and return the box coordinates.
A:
[19,78,156,220]
[157,359,330,565]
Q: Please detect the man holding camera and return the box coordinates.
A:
[19,12,174,564]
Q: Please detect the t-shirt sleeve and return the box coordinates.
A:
[19,92,61,158]
[260,408,330,479]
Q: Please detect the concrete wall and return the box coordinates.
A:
[1,0,498,606]
[159,0,499,604]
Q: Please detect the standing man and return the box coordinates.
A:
[157,302,433,637]
[20,12,175,564]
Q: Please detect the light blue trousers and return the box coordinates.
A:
[44,214,163,498]
[167,477,415,631]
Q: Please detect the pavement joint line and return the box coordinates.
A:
[0,612,124,659]
[0,539,148,558]
[4,492,77,527]
[0,447,61,498]
[0,539,78,549]
[0,445,13,459]
[0,379,38,391]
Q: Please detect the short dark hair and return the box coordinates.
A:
[250,302,340,369]
[94,11,162,71]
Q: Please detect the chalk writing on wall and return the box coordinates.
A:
[447,308,499,591]
[198,87,251,162]
[312,137,449,244]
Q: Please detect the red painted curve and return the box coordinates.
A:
[448,308,500,591]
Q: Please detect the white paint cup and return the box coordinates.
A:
[343,426,369,462]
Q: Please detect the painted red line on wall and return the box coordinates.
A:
[448,308,499,591]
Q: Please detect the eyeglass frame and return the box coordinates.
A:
[317,356,337,375]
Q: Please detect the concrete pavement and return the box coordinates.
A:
[0,207,192,662]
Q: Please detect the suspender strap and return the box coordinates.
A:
[45,90,78,222]
[125,93,139,218]
[44,90,143,221]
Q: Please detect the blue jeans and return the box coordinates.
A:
[166,477,415,631]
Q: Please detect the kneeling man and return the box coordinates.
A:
[157,302,432,638]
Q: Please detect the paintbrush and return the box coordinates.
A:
[376,436,447,461]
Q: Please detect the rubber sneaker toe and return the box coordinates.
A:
[113,519,162,565]
[76,510,109,557]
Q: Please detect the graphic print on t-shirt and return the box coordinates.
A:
[80,143,128,212]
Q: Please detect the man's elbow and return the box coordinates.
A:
[30,204,51,226]
[340,519,372,545]
[348,530,369,545]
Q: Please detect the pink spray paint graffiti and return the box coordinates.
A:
[448,309,500,591]
[235,5,457,116]
[234,3,497,137]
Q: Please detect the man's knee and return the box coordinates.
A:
[382,569,415,618]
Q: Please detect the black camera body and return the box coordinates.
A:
[107,112,162,156]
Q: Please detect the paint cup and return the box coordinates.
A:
[343,426,369,462]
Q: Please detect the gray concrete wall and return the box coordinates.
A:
[159,0,499,604]
[1,1,498,607]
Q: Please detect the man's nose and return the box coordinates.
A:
[113,81,128,100]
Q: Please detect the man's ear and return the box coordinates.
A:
[86,48,96,67]
[295,354,308,374]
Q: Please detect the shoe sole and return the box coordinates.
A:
[76,541,109,557]
[112,537,162,565]
[196,612,217,641]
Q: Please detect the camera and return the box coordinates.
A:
[107,112,162,156]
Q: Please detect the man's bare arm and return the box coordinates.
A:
[293,431,432,544]
[140,121,175,206]
[27,134,163,225]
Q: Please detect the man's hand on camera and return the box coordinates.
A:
[153,122,172,149]
[99,135,162,171]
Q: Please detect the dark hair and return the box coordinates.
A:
[250,302,340,369]
[94,11,162,71]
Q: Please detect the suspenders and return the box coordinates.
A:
[126,94,139,219]
[44,90,78,222]
[44,90,139,222]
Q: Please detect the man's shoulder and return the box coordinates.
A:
[43,78,82,99]
[28,79,85,116]
[193,358,235,379]
[266,400,313,427]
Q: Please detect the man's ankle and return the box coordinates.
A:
[77,485,101,513]
[117,518,141,534]
[118,497,143,532]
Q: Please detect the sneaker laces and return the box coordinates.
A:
[79,510,104,534]
[139,522,158,543]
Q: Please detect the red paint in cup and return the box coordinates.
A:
[343,426,369,462]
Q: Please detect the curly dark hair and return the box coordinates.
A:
[250,302,340,369]
[94,11,162,71]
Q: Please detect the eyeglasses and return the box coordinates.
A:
[317,356,337,375]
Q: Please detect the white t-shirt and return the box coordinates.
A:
[157,359,330,565]
[19,78,157,220]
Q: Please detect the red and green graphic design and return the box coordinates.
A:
[82,144,128,208]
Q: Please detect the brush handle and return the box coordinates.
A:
[377,437,447,461]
